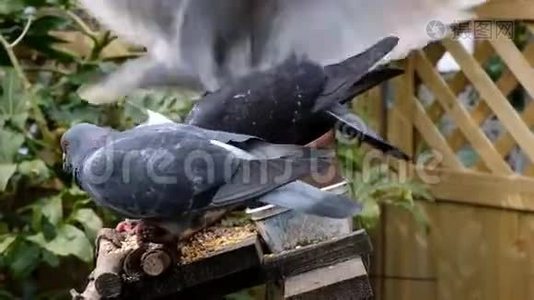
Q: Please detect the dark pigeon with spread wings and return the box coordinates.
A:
[186,37,409,159]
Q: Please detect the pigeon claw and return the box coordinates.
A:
[115,219,141,233]
[135,221,178,246]
[96,228,125,250]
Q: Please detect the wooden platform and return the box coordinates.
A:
[115,230,373,300]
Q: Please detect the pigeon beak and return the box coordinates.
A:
[62,152,70,172]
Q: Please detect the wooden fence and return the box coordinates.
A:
[368,1,534,299]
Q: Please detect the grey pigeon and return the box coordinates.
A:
[185,36,409,159]
[61,123,361,243]
[77,0,485,103]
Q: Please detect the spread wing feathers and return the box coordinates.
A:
[257,181,362,219]
[313,36,399,112]
[209,157,330,207]
[78,57,203,104]
[327,104,411,160]
[262,0,484,67]
[79,0,183,48]
[79,0,485,103]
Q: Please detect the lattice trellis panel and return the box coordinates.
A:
[399,22,534,178]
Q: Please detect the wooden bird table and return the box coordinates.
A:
[72,184,373,300]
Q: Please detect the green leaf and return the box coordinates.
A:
[42,250,60,268]
[30,204,43,232]
[0,290,15,299]
[0,129,24,163]
[8,241,41,279]
[0,234,16,253]
[26,233,47,248]
[17,159,50,182]
[28,16,70,34]
[0,0,24,15]
[0,68,29,129]
[72,208,103,241]
[357,200,381,229]
[0,163,17,191]
[41,196,62,226]
[44,224,93,262]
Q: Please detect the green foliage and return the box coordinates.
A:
[338,143,433,231]
[0,1,193,298]
[336,108,434,232]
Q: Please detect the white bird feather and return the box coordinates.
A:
[78,0,486,104]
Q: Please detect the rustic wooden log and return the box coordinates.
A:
[120,236,263,299]
[70,272,98,300]
[93,231,126,297]
[71,229,132,299]
[123,246,145,279]
[141,247,174,276]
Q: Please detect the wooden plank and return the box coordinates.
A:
[382,204,437,280]
[412,98,465,169]
[474,43,534,168]
[475,2,534,20]
[425,40,494,126]
[489,36,534,100]
[388,57,415,156]
[519,214,534,298]
[369,224,385,300]
[354,86,384,136]
[434,204,488,300]
[381,279,436,300]
[283,257,372,300]
[420,41,495,172]
[489,208,526,300]
[470,42,534,170]
[262,230,372,278]
[424,42,447,65]
[434,203,528,300]
[445,41,497,152]
[487,104,534,173]
[414,50,512,174]
[484,37,534,173]
[416,167,534,211]
[443,38,534,166]
[380,200,534,300]
[163,268,265,300]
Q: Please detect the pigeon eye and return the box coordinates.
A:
[61,140,70,151]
